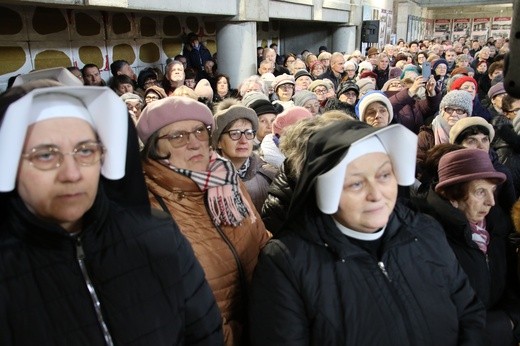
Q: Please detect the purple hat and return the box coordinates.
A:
[137,96,214,144]
[435,148,506,192]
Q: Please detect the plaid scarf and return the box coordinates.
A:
[164,152,255,227]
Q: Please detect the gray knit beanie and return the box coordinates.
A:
[241,91,269,108]
[293,90,318,107]
[439,90,473,116]
[212,105,259,148]
[356,79,376,97]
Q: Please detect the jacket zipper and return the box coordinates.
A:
[378,261,392,282]
[214,224,248,302]
[76,236,115,346]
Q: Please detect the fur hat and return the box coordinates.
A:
[249,99,278,116]
[137,96,214,144]
[242,91,269,107]
[337,81,359,97]
[436,148,506,191]
[293,90,318,107]
[439,90,473,116]
[449,116,495,144]
[294,69,313,82]
[272,106,312,136]
[212,105,259,147]
[449,76,478,92]
[194,79,214,100]
[356,78,376,97]
[260,72,276,88]
[487,82,506,100]
[355,90,394,123]
[272,73,295,91]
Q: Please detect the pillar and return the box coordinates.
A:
[216,21,257,90]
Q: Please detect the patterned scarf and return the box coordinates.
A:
[470,219,489,254]
[164,152,255,227]
[236,157,251,179]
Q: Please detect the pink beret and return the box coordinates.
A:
[136,96,214,143]
[272,106,312,136]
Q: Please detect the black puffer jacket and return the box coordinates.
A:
[0,191,223,345]
[249,203,486,345]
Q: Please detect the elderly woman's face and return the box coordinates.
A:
[157,120,211,171]
[459,81,476,99]
[276,83,294,101]
[451,179,496,223]
[257,113,276,142]
[460,132,490,152]
[442,105,468,126]
[295,76,313,91]
[334,152,397,233]
[17,118,101,232]
[364,102,390,128]
[218,119,254,166]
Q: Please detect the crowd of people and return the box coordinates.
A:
[2,32,520,345]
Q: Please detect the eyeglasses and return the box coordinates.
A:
[444,107,467,115]
[159,125,211,148]
[279,84,294,91]
[505,108,520,114]
[224,129,256,141]
[22,141,104,171]
[314,88,328,95]
[145,95,160,102]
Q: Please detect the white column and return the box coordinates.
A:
[332,25,357,54]
[216,21,257,90]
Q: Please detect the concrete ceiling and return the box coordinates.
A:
[414,0,512,7]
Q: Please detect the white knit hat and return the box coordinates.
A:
[356,91,394,123]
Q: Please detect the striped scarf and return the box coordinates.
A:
[164,152,255,227]
[470,220,489,254]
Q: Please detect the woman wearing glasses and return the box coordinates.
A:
[0,86,223,344]
[137,96,270,346]
[417,90,473,176]
[212,100,278,213]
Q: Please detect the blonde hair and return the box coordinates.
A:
[280,113,355,179]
